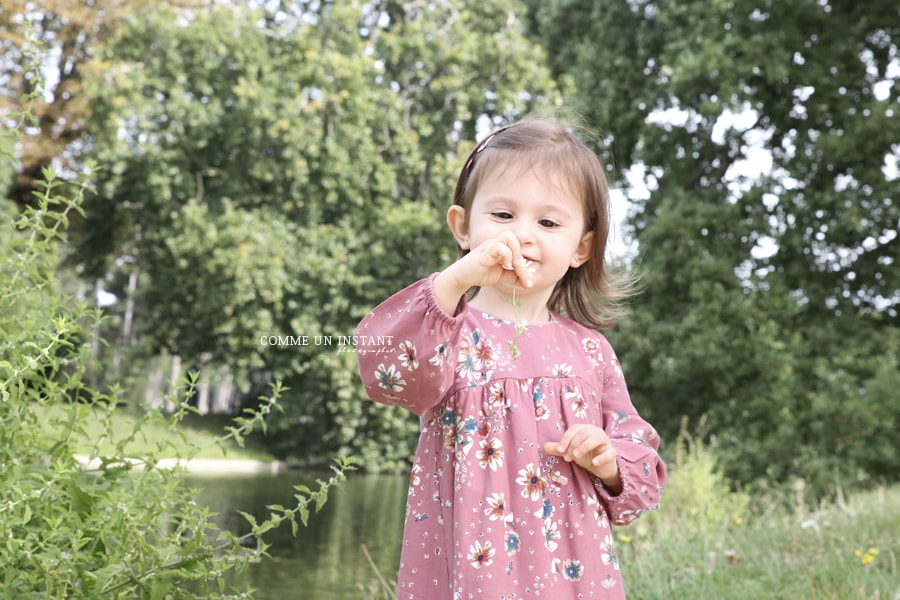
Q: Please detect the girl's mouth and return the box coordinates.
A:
[502,258,534,271]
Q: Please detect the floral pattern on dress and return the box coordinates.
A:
[398,340,418,370]
[566,384,588,418]
[484,492,512,524]
[542,517,561,551]
[408,462,422,496]
[429,342,449,366]
[458,328,495,386]
[553,363,572,377]
[468,540,495,569]
[532,378,550,421]
[516,463,547,501]
[356,275,667,600]
[582,337,603,364]
[374,363,405,392]
[552,557,585,582]
[486,382,511,417]
[600,534,620,570]
[477,437,504,471]
[505,530,521,555]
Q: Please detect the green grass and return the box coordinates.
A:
[45,398,894,600]
[358,482,899,600]
[40,402,276,461]
[615,447,899,600]
[619,484,898,599]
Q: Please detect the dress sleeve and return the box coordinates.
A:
[355,273,467,416]
[593,335,668,525]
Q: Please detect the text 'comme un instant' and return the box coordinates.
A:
[258,335,394,355]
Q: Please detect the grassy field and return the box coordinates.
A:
[620,483,898,599]
[358,489,899,600]
[618,436,898,599]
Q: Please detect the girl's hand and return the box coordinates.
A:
[433,232,533,313]
[453,231,534,289]
[543,424,623,494]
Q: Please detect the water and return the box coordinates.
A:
[190,471,407,599]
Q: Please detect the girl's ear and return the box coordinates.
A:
[571,230,594,267]
[447,205,470,249]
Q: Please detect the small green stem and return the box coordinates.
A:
[508,279,526,359]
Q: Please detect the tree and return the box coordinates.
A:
[0,0,203,210]
[527,0,900,491]
[74,0,560,467]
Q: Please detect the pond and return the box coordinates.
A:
[190,471,407,599]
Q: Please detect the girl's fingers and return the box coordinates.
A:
[484,242,513,270]
[467,233,534,286]
[514,257,534,287]
[495,232,532,286]
[456,241,510,287]
[545,425,619,481]
[549,425,608,459]
[591,444,616,466]
[552,427,578,455]
[542,441,563,456]
[572,431,607,459]
[496,231,523,271]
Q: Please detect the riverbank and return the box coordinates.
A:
[37,403,279,464]
[75,454,288,474]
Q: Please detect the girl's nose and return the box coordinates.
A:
[513,222,535,245]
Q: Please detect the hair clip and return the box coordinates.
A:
[463,127,509,172]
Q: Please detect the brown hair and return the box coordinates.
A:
[451,116,638,330]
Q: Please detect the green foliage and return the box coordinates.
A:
[655,419,752,535]
[527,0,900,494]
[619,450,899,599]
[357,429,899,599]
[71,0,560,468]
[0,68,355,598]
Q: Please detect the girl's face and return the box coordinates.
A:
[449,163,593,304]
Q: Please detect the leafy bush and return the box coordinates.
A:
[621,417,751,544]
[0,39,353,599]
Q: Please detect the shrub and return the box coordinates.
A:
[0,35,353,599]
[620,417,751,543]
[660,417,752,533]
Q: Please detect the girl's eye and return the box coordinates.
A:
[492,211,513,220]
[539,219,559,228]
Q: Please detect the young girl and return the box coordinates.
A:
[356,117,666,599]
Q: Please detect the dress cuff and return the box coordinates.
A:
[423,272,469,321]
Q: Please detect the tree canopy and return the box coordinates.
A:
[526,0,899,489]
[71,0,560,467]
[0,0,204,208]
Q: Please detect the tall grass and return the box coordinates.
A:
[619,427,898,599]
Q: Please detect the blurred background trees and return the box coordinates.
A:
[526,0,899,491]
[2,0,897,494]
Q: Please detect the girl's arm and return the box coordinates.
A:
[355,274,467,416]
[357,234,532,415]
[592,335,668,525]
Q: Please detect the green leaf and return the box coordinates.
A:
[237,510,257,528]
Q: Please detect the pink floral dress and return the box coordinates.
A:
[356,275,666,599]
